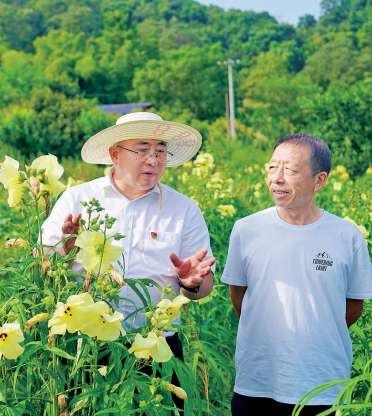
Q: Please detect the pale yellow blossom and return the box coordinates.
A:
[343,216,370,238]
[333,182,342,191]
[81,301,125,341]
[0,322,25,359]
[217,205,236,217]
[0,156,25,207]
[128,332,173,362]
[153,295,190,325]
[75,230,123,274]
[181,172,189,184]
[48,293,95,335]
[336,165,346,174]
[193,153,214,169]
[30,154,66,197]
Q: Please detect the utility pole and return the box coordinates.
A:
[217,59,240,140]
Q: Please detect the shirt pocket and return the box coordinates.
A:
[143,231,181,273]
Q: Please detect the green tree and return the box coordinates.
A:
[0,1,45,51]
[302,36,372,88]
[0,50,46,106]
[0,87,113,158]
[299,78,372,178]
[129,43,226,121]
[237,41,318,141]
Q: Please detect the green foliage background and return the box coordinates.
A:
[0,0,372,414]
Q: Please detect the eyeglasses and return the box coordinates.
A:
[115,145,173,164]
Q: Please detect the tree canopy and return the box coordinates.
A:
[0,0,371,175]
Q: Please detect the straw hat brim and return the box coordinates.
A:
[81,119,202,167]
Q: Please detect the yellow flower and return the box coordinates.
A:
[0,156,25,207]
[75,230,123,274]
[128,332,173,362]
[30,154,66,197]
[336,165,346,174]
[81,301,126,341]
[343,216,370,238]
[358,225,369,238]
[154,295,190,324]
[5,238,27,248]
[0,322,25,359]
[193,153,214,169]
[217,204,236,217]
[48,293,94,335]
[333,182,342,191]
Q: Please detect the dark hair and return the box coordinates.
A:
[274,133,332,175]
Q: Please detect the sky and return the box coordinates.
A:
[197,0,322,26]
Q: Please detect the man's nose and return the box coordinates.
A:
[146,152,159,165]
[271,167,284,182]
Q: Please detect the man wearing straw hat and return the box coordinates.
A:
[41,112,215,352]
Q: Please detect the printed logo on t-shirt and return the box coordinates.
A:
[313,252,333,271]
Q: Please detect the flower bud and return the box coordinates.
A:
[108,268,125,287]
[5,238,27,248]
[24,313,49,331]
[165,384,188,400]
[83,272,92,293]
[29,176,41,195]
[41,259,51,276]
[48,332,55,344]
[58,394,70,415]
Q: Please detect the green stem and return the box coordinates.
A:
[1,365,7,404]
[34,195,45,261]
[51,346,58,415]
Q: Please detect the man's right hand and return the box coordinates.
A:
[62,213,82,255]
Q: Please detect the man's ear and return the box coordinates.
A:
[109,146,119,163]
[314,172,328,193]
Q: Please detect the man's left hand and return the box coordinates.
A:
[169,248,215,288]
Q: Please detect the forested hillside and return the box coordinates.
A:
[0,0,371,177]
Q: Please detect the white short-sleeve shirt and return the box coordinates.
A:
[42,170,215,331]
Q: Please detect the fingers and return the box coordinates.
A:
[200,256,216,268]
[169,252,183,267]
[193,248,208,262]
[62,213,82,235]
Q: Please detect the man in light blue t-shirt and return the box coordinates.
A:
[222,133,372,416]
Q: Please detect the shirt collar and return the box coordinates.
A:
[100,167,161,199]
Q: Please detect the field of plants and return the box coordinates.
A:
[1,0,372,414]
[0,135,371,415]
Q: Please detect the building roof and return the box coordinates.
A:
[98,102,153,114]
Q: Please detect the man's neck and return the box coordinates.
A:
[276,206,324,225]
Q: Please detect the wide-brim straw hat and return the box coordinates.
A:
[81,112,202,167]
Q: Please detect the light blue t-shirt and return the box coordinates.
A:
[222,207,372,405]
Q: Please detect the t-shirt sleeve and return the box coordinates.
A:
[221,222,247,286]
[346,237,372,299]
